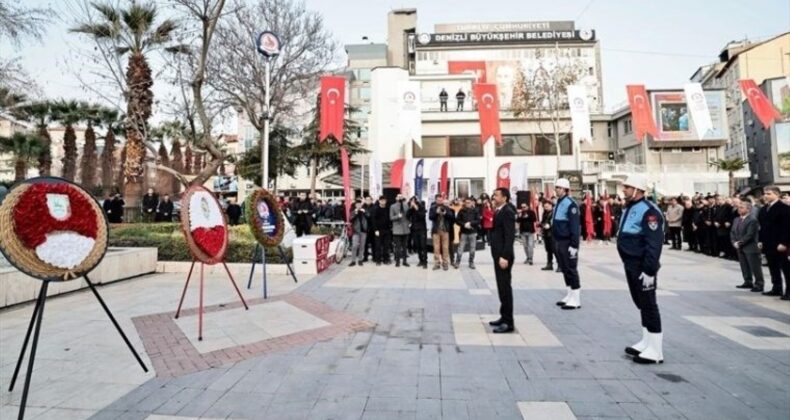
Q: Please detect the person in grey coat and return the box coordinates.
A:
[349,200,368,267]
[731,201,764,292]
[390,194,411,267]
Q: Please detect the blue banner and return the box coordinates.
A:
[414,159,425,200]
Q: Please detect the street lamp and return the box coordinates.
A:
[255,31,282,191]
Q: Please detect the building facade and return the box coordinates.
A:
[744,77,790,191]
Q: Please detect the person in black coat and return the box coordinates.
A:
[713,196,733,258]
[488,187,516,333]
[407,197,428,268]
[371,196,392,265]
[107,194,124,223]
[349,200,368,266]
[362,196,375,262]
[291,193,314,237]
[516,202,537,265]
[540,201,556,271]
[757,186,790,299]
[142,188,159,223]
[681,198,697,251]
[429,195,455,270]
[226,198,242,225]
[156,194,174,222]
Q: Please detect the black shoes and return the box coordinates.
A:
[395,261,400,267]
[489,318,506,326]
[541,265,553,271]
[349,261,356,267]
[763,290,782,296]
[736,283,753,289]
[492,324,515,334]
[782,295,790,301]
[469,263,475,269]
[750,287,764,293]
[403,261,410,267]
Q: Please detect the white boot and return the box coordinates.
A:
[633,332,663,364]
[625,328,649,356]
[556,287,572,306]
[561,289,581,309]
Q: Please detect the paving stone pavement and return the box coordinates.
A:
[0,242,788,419]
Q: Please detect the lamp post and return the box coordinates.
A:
[255,31,282,191]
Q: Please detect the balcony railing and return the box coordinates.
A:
[582,161,750,177]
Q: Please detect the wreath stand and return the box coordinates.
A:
[8,276,149,420]
[245,244,298,299]
[174,260,249,341]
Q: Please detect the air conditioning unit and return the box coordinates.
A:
[616,149,625,156]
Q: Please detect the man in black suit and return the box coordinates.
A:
[731,201,763,292]
[488,187,517,333]
[757,186,790,299]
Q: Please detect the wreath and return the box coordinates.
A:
[0,177,109,281]
[245,188,284,248]
[180,185,228,264]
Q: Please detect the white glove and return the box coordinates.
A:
[640,274,656,290]
[568,247,578,259]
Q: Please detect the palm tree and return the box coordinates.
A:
[99,108,122,196]
[0,133,43,181]
[116,143,127,194]
[71,2,181,207]
[0,87,26,113]
[12,101,53,176]
[79,103,101,190]
[708,158,748,196]
[50,99,82,181]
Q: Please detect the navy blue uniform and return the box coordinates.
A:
[617,197,664,333]
[552,195,581,289]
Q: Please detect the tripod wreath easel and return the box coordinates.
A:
[174,185,248,341]
[0,177,148,420]
[244,188,297,299]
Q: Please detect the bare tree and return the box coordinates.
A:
[0,1,51,92]
[511,50,588,172]
[207,0,337,189]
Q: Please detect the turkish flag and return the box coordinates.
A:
[739,79,781,128]
[496,162,511,189]
[440,161,448,198]
[626,85,658,142]
[390,158,405,189]
[340,147,352,228]
[474,83,502,145]
[448,61,487,83]
[320,76,346,143]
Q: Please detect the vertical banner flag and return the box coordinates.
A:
[340,147,352,226]
[602,191,612,238]
[439,161,449,198]
[414,159,425,200]
[369,157,382,199]
[319,76,346,143]
[496,162,511,189]
[428,160,441,201]
[390,159,405,191]
[567,85,592,144]
[626,85,658,142]
[448,61,487,83]
[584,192,594,241]
[474,83,502,145]
[508,162,523,197]
[739,79,782,128]
[401,159,414,197]
[398,81,422,148]
[683,83,713,139]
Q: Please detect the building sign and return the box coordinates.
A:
[650,90,728,141]
[435,21,574,33]
[417,30,595,47]
[557,170,583,200]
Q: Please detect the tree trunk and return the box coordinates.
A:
[729,171,735,197]
[37,127,51,176]
[14,159,26,181]
[309,156,317,196]
[554,127,561,175]
[124,52,154,212]
[62,124,78,181]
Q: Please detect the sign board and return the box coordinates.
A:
[256,31,281,58]
[435,21,574,33]
[416,30,595,47]
[557,170,583,200]
[650,90,728,141]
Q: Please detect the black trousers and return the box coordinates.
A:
[554,238,580,289]
[622,256,662,333]
[668,227,682,249]
[706,228,718,256]
[717,234,732,258]
[393,234,408,262]
[363,232,374,260]
[543,235,554,266]
[684,227,697,251]
[737,250,764,288]
[412,230,428,264]
[765,248,790,294]
[493,257,514,326]
[296,223,310,237]
[374,231,392,263]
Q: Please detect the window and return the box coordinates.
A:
[535,135,572,155]
[624,119,632,134]
[607,122,613,138]
[358,87,370,100]
[449,136,483,157]
[413,136,483,158]
[357,68,371,82]
[496,134,534,156]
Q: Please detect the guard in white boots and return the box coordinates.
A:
[617,175,665,364]
[552,178,582,310]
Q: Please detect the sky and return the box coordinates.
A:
[2,0,789,121]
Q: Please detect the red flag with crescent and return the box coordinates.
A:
[440,161,449,198]
[320,76,346,143]
[496,162,510,189]
[341,147,352,228]
[448,61,487,83]
[390,159,405,190]
[739,79,781,128]
[584,192,594,241]
[474,83,502,145]
[626,85,658,142]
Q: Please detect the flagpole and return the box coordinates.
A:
[262,58,271,190]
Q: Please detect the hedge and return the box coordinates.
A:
[109,223,293,263]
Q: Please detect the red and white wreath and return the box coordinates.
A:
[184,187,227,260]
